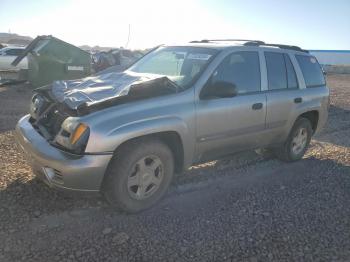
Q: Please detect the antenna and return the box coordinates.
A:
[125,24,131,48]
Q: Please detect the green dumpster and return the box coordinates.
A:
[12,35,91,87]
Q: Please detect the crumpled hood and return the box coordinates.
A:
[51,71,164,110]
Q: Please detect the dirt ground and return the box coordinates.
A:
[0,75,349,261]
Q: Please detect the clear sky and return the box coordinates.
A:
[1,0,349,50]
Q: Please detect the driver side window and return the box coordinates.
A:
[211,51,261,94]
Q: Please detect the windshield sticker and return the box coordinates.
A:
[188,53,212,60]
[174,52,186,59]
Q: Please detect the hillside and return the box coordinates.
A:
[0,33,33,46]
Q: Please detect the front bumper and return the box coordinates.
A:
[15,115,113,192]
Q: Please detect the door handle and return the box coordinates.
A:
[294,97,302,103]
[252,103,263,110]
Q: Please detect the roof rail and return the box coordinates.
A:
[189,39,262,44]
[245,41,308,53]
[189,39,308,53]
[260,43,309,53]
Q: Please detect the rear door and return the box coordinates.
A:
[195,51,267,161]
[264,51,302,144]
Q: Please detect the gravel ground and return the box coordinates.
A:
[0,75,349,262]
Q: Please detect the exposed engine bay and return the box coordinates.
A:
[28,71,181,144]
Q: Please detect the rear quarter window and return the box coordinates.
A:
[295,55,325,88]
[284,54,298,89]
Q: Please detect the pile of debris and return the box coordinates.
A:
[0,35,146,87]
[92,48,143,74]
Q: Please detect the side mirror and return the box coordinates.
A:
[201,81,238,99]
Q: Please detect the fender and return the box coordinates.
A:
[86,115,195,169]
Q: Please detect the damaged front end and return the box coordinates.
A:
[76,76,181,115]
[28,72,181,154]
[28,88,86,154]
[29,89,70,140]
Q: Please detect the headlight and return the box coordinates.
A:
[71,123,88,144]
[54,118,90,154]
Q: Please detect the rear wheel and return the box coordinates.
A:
[275,117,312,162]
[103,138,174,213]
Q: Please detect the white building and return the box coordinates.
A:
[309,50,350,65]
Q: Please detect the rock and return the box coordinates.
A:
[262,212,270,217]
[34,211,41,217]
[113,232,129,245]
[250,257,258,262]
[102,228,112,235]
[180,247,188,253]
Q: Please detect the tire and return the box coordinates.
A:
[103,138,174,213]
[274,117,312,162]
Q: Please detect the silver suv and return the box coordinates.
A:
[16,40,329,212]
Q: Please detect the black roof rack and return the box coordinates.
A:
[189,39,308,53]
[245,42,308,53]
[190,39,263,44]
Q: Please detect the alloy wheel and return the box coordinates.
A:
[127,155,164,200]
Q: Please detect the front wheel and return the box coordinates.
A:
[103,138,174,213]
[275,117,312,162]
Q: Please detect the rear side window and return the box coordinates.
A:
[284,54,298,89]
[212,51,261,94]
[265,52,299,90]
[296,55,325,87]
[265,52,287,90]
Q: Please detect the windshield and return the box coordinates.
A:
[128,46,218,88]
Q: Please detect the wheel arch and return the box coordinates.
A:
[298,110,319,133]
[116,131,185,173]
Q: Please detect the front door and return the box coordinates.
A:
[195,51,267,162]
